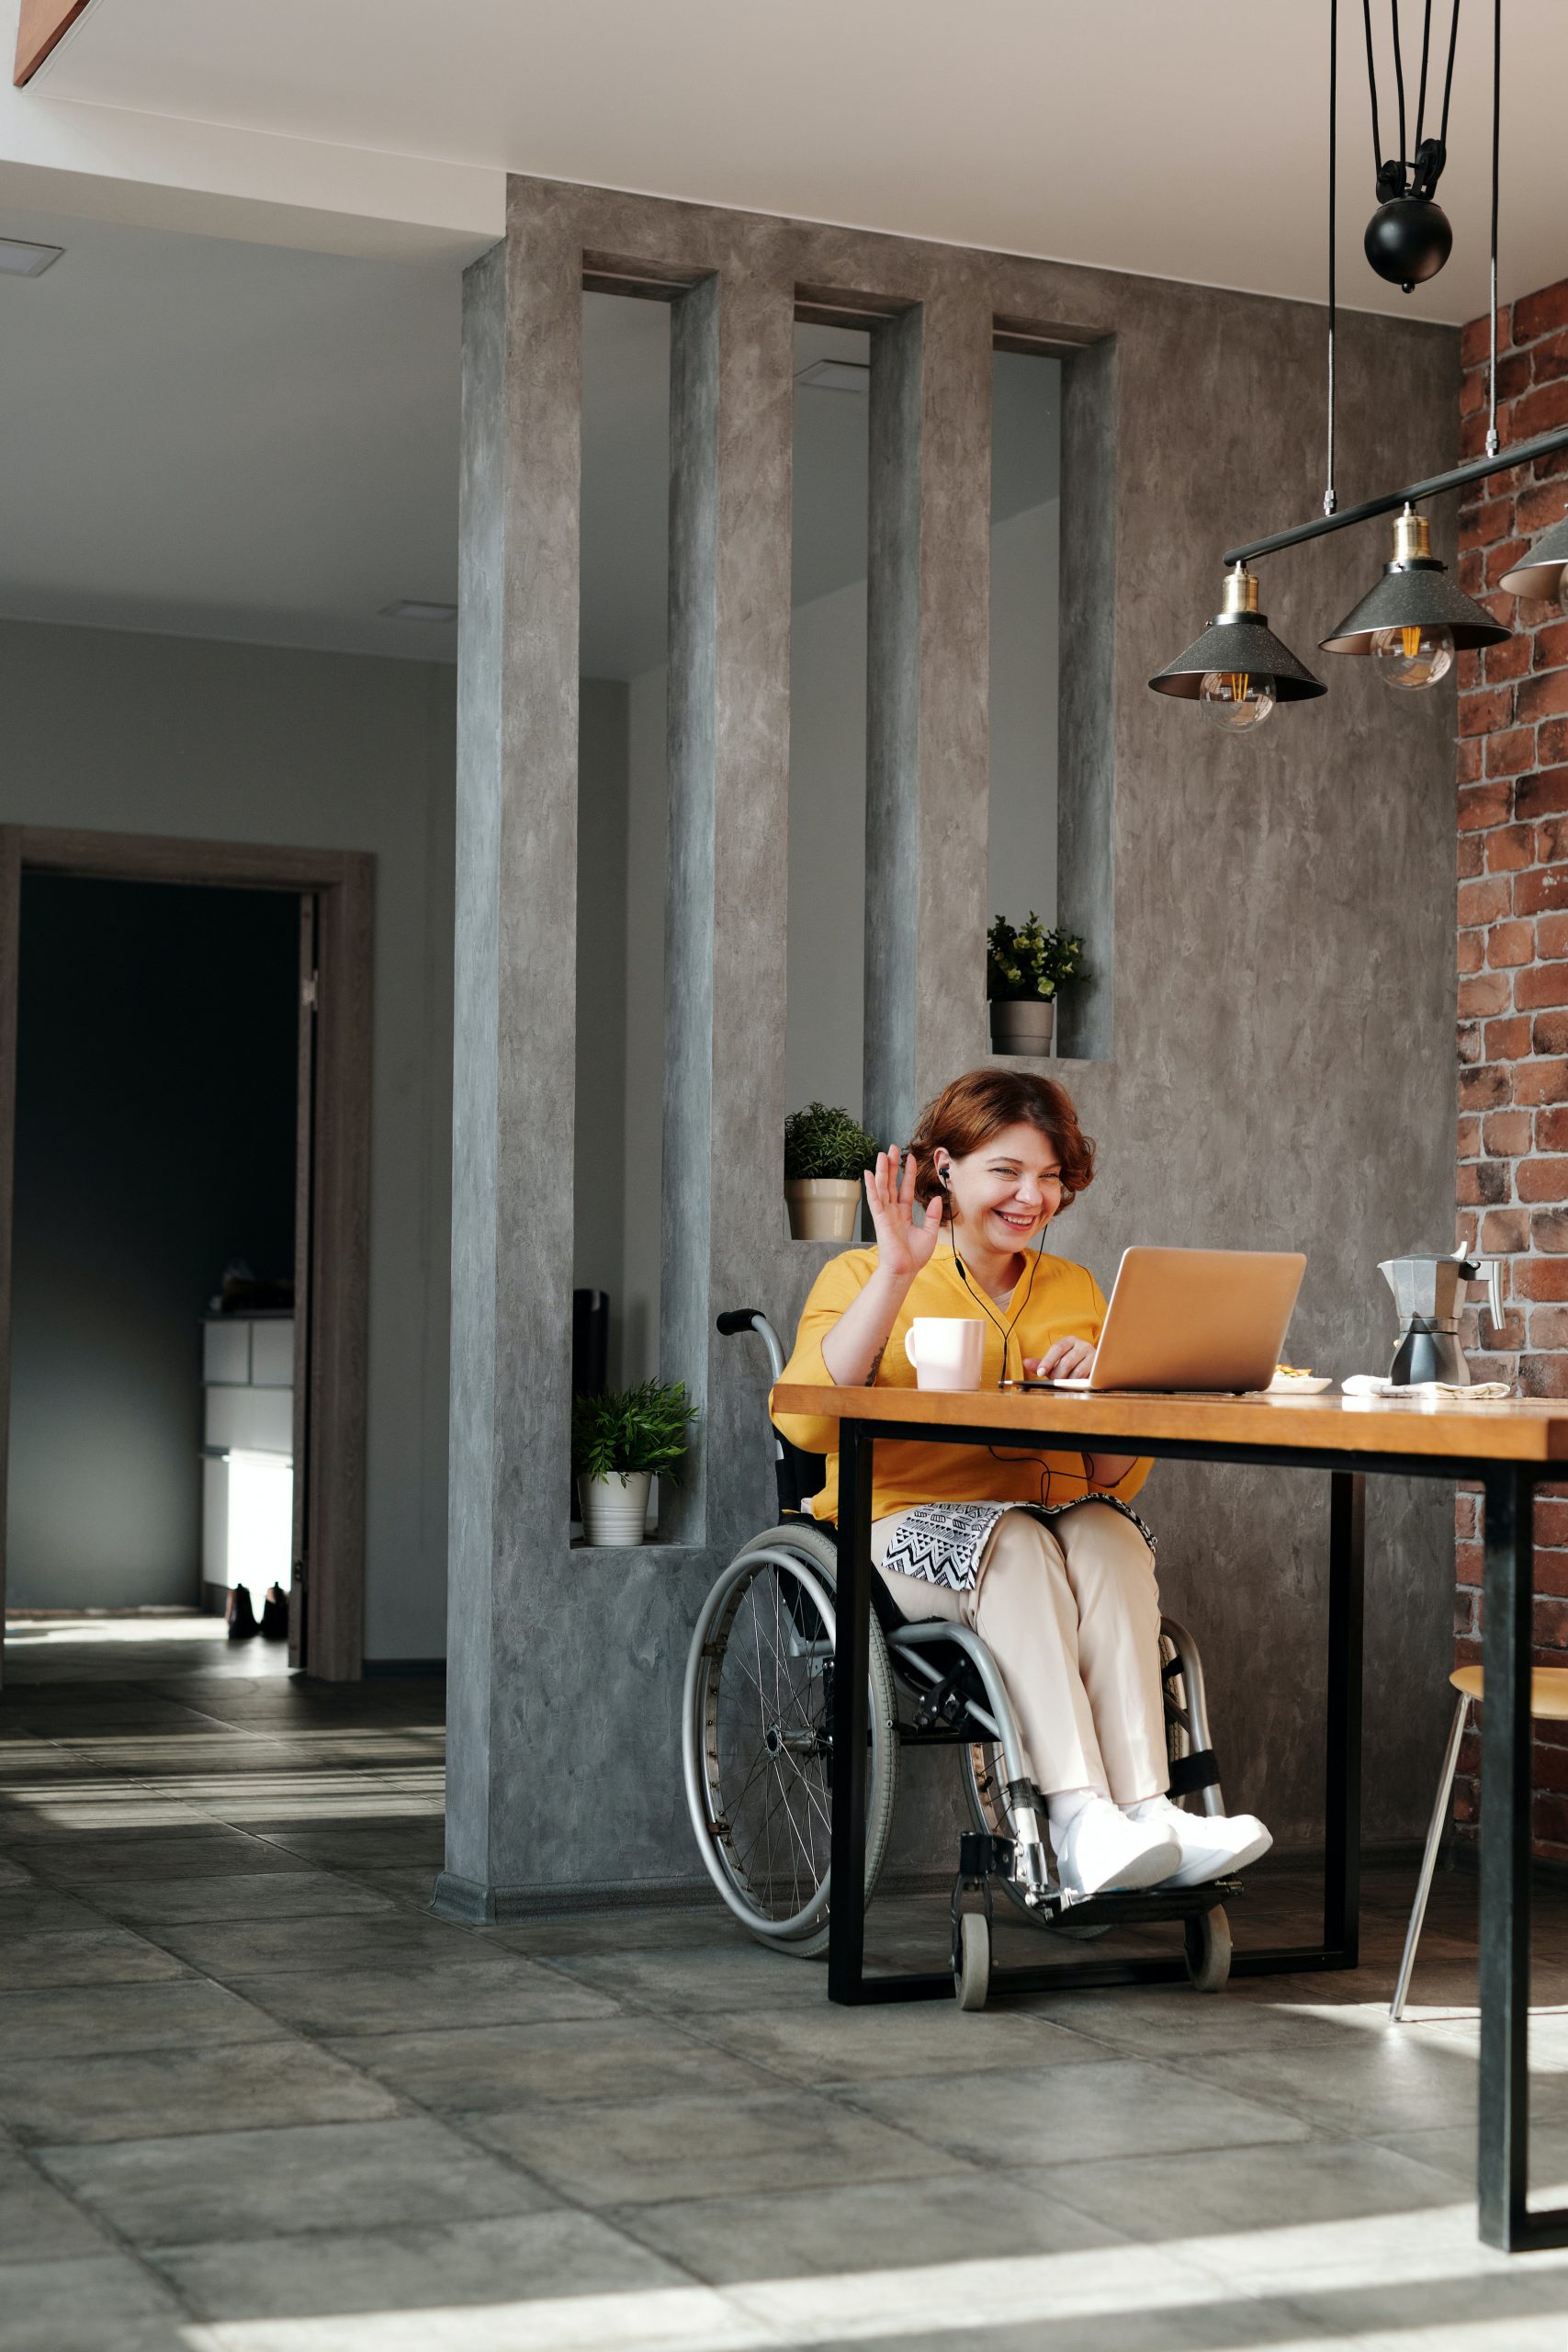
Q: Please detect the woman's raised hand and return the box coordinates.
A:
[864,1145,943,1283]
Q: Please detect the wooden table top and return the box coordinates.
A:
[770,1382,1568,1464]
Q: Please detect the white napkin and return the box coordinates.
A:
[1341,1374,1513,1400]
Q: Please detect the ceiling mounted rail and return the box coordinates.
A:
[1224,424,1568,568]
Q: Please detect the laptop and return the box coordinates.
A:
[1023,1246,1307,1394]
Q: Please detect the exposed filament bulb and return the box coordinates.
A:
[1198,668,1275,731]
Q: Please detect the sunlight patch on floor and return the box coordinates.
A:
[6,1613,229,1644]
[172,2212,1568,2351]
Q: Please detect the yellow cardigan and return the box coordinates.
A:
[771,1243,1153,1526]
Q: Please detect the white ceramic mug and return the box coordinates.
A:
[903,1317,986,1391]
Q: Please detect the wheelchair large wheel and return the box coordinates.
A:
[682,1522,898,1957]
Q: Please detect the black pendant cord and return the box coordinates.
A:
[1487,0,1501,458]
[1326,0,1338,516]
[1438,0,1460,151]
[1362,0,1385,180]
[1364,0,1458,203]
[948,1234,1040,1390]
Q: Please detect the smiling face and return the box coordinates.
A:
[934,1120,1066,1256]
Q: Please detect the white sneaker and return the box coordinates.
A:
[1133,1797,1272,1888]
[1055,1798,1181,1897]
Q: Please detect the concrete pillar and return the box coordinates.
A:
[863,281,994,1146]
[439,223,808,1916]
[441,229,581,1912]
[662,262,800,1559]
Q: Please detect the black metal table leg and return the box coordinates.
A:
[1478,1465,1568,2250]
[1324,1470,1365,1964]
[829,1422,874,2003]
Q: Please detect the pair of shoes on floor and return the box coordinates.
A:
[226,1585,288,1642]
[1054,1794,1271,1898]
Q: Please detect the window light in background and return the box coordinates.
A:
[225,1448,292,1604]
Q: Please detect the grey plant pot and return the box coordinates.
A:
[989,998,1055,1056]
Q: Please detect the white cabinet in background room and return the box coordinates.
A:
[201,1315,294,1608]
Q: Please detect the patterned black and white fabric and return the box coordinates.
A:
[880,1495,1156,1595]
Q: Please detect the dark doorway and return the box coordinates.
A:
[0,826,374,1682]
[8,876,298,1614]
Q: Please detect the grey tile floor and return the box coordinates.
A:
[2,1615,1567,2352]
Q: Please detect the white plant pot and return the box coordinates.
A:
[785,1178,862,1241]
[579,1469,652,1546]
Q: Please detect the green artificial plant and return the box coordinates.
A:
[571,1380,698,1487]
[784,1102,879,1183]
[987,912,1087,1004]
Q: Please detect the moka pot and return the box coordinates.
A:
[1378,1250,1505,1386]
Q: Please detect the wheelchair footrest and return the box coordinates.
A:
[1054,1876,1242,1930]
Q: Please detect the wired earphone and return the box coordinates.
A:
[936,1163,1039,1389]
[932,1159,1128,1507]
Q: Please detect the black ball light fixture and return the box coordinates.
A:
[1359,0,1460,293]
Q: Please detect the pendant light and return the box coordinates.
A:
[1320,503,1507,685]
[1150,0,1539,724]
[1498,511,1568,606]
[1148,565,1325,729]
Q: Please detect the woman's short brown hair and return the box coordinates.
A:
[907,1069,1096,1211]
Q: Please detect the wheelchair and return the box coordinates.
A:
[682,1308,1238,2009]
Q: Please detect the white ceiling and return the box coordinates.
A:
[6,1,1567,665]
[0,205,462,661]
[33,0,1568,324]
[0,210,1059,673]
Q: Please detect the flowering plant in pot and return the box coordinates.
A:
[986,913,1086,1056]
[784,1102,878,1240]
[571,1379,697,1546]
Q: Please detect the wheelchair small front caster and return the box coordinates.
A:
[1184,1903,1232,1995]
[954,1909,991,2010]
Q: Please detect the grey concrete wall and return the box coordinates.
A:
[615,506,1060,1380]
[446,179,1458,1914]
[0,617,456,1661]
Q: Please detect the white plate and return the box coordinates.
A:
[1266,1374,1332,1395]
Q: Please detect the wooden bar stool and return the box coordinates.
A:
[1392,1663,1568,2020]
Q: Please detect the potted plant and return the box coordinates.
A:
[571,1379,697,1546]
[784,1102,878,1240]
[987,912,1086,1056]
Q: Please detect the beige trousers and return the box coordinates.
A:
[873,1502,1168,1804]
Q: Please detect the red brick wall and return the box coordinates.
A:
[1455,279,1568,1859]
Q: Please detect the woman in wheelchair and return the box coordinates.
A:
[772,1066,1271,1903]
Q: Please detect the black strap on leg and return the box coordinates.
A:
[1168,1748,1222,1798]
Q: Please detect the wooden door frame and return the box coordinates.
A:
[0,827,374,1681]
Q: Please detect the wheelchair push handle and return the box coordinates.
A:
[716,1307,786,1385]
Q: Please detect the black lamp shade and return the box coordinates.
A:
[1320,560,1507,653]
[1148,609,1325,701]
[1498,514,1568,601]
